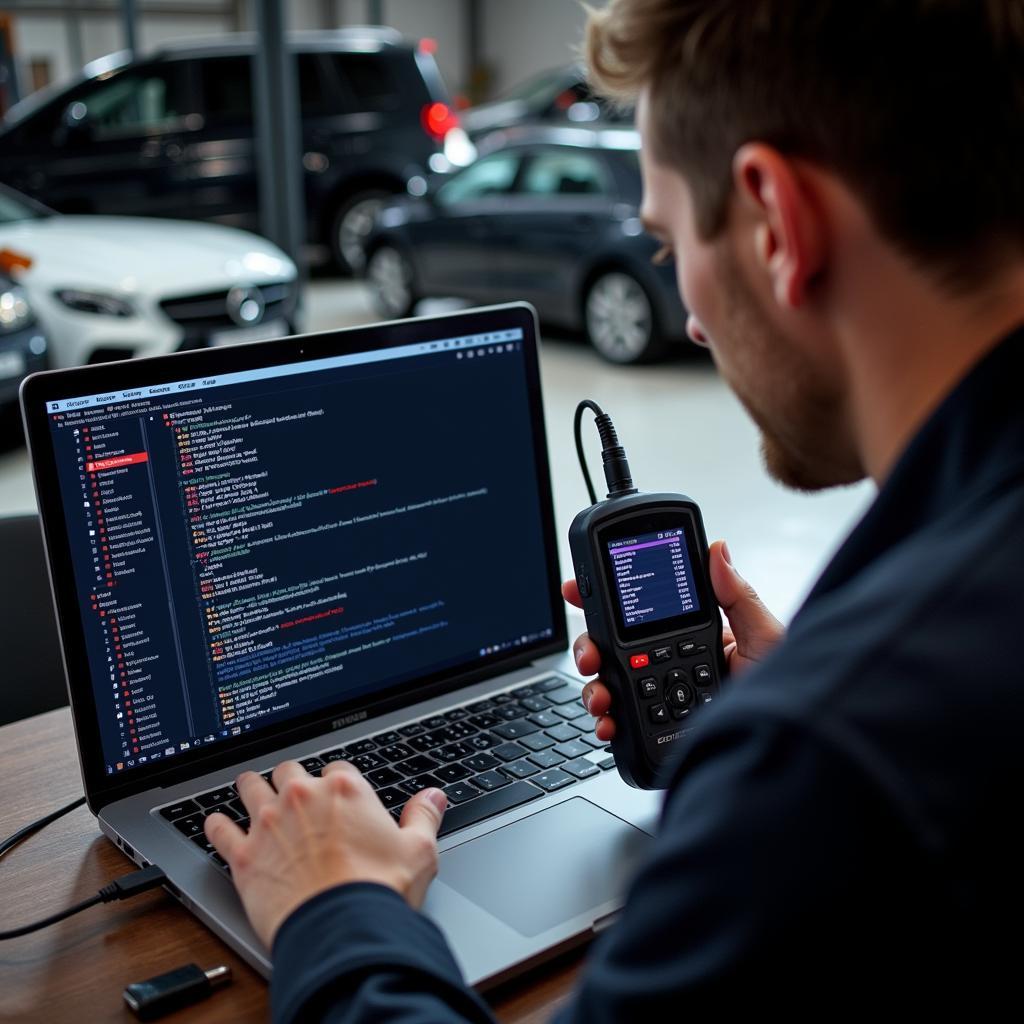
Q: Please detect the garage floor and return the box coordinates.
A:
[0,280,873,625]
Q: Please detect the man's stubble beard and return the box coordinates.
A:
[711,254,865,492]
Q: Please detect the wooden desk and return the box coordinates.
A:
[0,708,584,1024]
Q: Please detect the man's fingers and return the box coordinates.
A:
[582,680,612,717]
[595,715,616,742]
[709,540,784,663]
[561,578,583,609]
[399,788,447,840]
[204,810,245,861]
[572,632,601,676]
[236,769,276,819]
[272,760,307,791]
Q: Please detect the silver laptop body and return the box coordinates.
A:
[22,303,660,988]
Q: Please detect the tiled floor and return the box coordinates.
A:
[0,280,874,625]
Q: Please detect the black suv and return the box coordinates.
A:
[0,28,472,272]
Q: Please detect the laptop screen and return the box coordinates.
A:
[37,315,557,781]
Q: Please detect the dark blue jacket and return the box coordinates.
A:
[272,329,1024,1019]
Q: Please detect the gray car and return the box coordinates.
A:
[364,125,687,364]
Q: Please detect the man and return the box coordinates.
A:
[206,0,1024,1015]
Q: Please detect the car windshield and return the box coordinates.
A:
[0,190,47,224]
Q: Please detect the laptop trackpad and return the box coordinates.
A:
[438,797,652,938]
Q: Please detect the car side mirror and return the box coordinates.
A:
[55,101,93,147]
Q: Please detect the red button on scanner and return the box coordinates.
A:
[629,653,650,669]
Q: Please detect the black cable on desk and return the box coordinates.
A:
[0,795,86,860]
[0,864,168,940]
[1,796,168,940]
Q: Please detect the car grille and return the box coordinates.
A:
[160,281,295,345]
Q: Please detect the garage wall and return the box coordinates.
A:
[479,0,590,96]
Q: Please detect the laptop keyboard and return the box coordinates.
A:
[156,676,615,874]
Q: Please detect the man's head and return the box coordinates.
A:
[586,0,1024,489]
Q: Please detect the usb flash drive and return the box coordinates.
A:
[123,963,232,1020]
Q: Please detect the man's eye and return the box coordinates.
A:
[651,244,675,266]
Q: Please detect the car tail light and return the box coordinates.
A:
[421,102,460,142]
[0,248,33,275]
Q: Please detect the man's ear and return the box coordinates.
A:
[732,143,826,310]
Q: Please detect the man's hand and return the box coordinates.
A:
[204,760,447,948]
[562,540,784,741]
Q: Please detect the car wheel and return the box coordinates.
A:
[367,245,417,319]
[331,190,391,274]
[584,270,668,364]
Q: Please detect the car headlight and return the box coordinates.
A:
[55,288,135,318]
[0,285,34,333]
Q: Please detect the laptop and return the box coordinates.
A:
[20,303,660,987]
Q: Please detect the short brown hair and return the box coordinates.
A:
[586,0,1024,289]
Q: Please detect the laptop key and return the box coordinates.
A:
[195,786,235,809]
[300,757,324,773]
[500,759,539,780]
[398,772,444,797]
[471,770,511,792]
[436,741,475,763]
[397,722,426,737]
[598,755,616,771]
[423,716,447,730]
[534,677,568,692]
[376,786,406,809]
[468,712,500,730]
[173,814,206,837]
[395,754,440,776]
[467,732,500,751]
[202,803,241,821]
[543,685,584,705]
[408,734,440,753]
[368,766,404,788]
[527,749,566,769]
[466,698,496,713]
[372,731,403,746]
[519,733,555,752]
[580,734,609,749]
[320,748,349,763]
[553,705,585,721]
[442,781,480,804]
[492,741,529,762]
[464,752,500,772]
[378,743,415,763]
[562,757,601,780]
[352,753,385,772]
[347,739,378,755]
[531,769,575,792]
[544,723,580,743]
[443,708,469,721]
[437,781,543,838]
[209,851,230,873]
[511,683,538,696]
[491,692,516,704]
[160,799,200,821]
[434,762,472,784]
[493,719,540,741]
[555,740,592,760]
[190,833,214,852]
[528,710,562,729]
[520,696,552,712]
[495,704,529,721]
[236,816,250,832]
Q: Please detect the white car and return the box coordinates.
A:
[0,185,302,369]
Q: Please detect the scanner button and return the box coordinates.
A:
[637,677,659,699]
[651,646,672,663]
[694,664,714,687]
[629,653,650,669]
[665,668,688,687]
[648,703,669,724]
[576,572,592,598]
[678,640,708,657]
[668,681,694,709]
